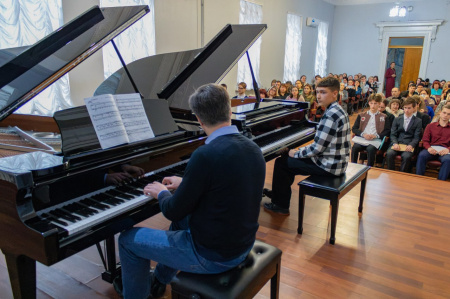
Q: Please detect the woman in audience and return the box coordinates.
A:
[431,80,442,96]
[416,77,423,86]
[267,87,277,99]
[285,86,305,102]
[295,80,303,94]
[386,99,403,117]
[259,89,268,99]
[302,83,316,107]
[275,84,289,99]
[421,88,437,107]
[285,81,293,93]
[300,75,307,86]
[440,80,446,89]
[354,80,362,97]
[417,90,434,119]
[339,82,349,113]
[434,88,450,114]
[342,77,348,87]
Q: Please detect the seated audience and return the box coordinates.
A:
[346,79,357,115]
[387,87,402,104]
[386,97,422,172]
[233,82,247,99]
[379,99,395,124]
[267,87,277,99]
[259,88,268,99]
[285,86,305,102]
[440,80,446,89]
[295,80,304,94]
[415,104,450,181]
[418,89,435,119]
[400,84,417,99]
[263,77,350,215]
[351,94,391,166]
[431,80,443,96]
[386,98,404,118]
[411,95,431,130]
[339,82,349,113]
[302,83,316,108]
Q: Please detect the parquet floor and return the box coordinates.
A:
[1,109,449,298]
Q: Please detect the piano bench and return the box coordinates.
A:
[297,163,370,244]
[170,240,282,299]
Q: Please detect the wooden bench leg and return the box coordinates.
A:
[270,258,281,299]
[298,190,306,234]
[330,198,339,245]
[358,175,367,213]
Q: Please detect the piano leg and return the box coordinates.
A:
[101,236,121,283]
[4,252,36,299]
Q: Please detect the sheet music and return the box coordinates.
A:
[352,136,382,149]
[85,94,128,149]
[114,94,154,142]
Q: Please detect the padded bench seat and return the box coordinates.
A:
[170,240,282,299]
[297,162,370,244]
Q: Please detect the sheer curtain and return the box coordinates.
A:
[237,0,263,92]
[314,21,329,77]
[100,0,155,79]
[283,13,302,83]
[0,0,72,116]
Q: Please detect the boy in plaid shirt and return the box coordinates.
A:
[264,77,351,215]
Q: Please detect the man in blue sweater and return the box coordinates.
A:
[117,84,266,299]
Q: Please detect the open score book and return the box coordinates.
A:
[84,93,155,149]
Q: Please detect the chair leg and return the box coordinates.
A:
[298,191,306,234]
[270,259,281,299]
[329,198,339,245]
[359,176,367,213]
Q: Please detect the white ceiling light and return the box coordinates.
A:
[389,5,409,17]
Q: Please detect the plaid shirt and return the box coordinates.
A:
[294,101,351,175]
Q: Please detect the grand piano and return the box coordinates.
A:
[0,5,316,298]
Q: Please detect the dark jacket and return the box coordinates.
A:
[390,115,422,148]
[352,111,391,139]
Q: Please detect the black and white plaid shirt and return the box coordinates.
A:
[294,101,351,175]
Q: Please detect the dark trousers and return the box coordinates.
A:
[386,148,414,172]
[351,144,377,166]
[271,155,333,209]
[416,149,450,181]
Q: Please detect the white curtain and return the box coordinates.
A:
[237,0,262,91]
[283,13,302,83]
[100,0,156,79]
[0,0,72,116]
[314,21,328,78]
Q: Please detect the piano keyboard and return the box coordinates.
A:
[34,160,188,238]
[254,125,315,155]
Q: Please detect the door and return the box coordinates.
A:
[400,48,422,91]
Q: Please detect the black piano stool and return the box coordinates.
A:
[297,163,370,245]
[170,240,282,299]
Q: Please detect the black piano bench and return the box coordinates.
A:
[170,240,282,299]
[297,162,370,245]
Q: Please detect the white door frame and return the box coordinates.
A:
[375,20,443,94]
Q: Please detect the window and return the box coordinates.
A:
[314,21,328,78]
[100,0,156,79]
[283,13,302,83]
[0,0,72,116]
[237,0,263,91]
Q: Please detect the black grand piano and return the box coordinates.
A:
[0,5,316,298]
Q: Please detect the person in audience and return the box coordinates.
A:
[354,74,360,81]
[386,98,403,118]
[285,86,305,102]
[285,81,293,93]
[346,79,356,115]
[343,73,348,78]
[424,78,430,88]
[386,97,422,172]
[416,104,450,181]
[233,82,247,99]
[267,87,277,99]
[416,83,425,95]
[416,92,434,119]
[295,80,304,94]
[351,93,391,166]
[379,99,395,124]
[302,83,316,108]
[259,88,268,99]
[384,62,396,97]
[431,80,443,96]
[116,84,266,299]
[339,82,349,113]
[416,77,423,86]
[440,80,446,89]
[419,88,436,112]
[275,80,281,93]
[271,79,277,87]
[339,74,344,82]
[411,95,431,130]
[360,76,369,95]
[400,84,417,99]
[434,89,450,115]
[300,75,307,86]
[263,77,350,215]
[373,76,380,93]
[276,84,289,99]
[312,75,322,90]
[348,75,353,81]
[387,87,402,105]
[342,77,348,87]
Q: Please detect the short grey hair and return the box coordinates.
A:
[189,83,231,126]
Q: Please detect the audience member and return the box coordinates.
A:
[276,84,289,99]
[416,104,450,181]
[411,95,431,130]
[267,87,277,99]
[302,83,316,108]
[351,93,391,166]
[400,84,416,99]
[379,99,395,124]
[431,80,442,96]
[233,82,247,99]
[386,98,403,118]
[259,88,268,99]
[339,82,349,113]
[295,80,304,94]
[386,97,422,172]
[285,86,305,102]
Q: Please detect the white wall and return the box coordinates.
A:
[328,0,450,83]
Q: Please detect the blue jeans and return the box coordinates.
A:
[416,149,450,181]
[118,217,251,299]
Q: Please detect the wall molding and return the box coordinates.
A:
[375,20,444,42]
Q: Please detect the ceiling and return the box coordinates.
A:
[323,0,428,5]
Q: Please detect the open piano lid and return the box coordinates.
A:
[94,24,267,111]
[0,5,150,121]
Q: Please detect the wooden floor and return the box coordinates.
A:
[1,109,449,298]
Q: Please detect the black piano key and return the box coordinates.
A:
[50,210,77,223]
